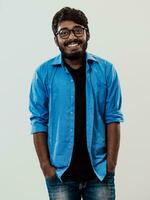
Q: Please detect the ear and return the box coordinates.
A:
[86,32,90,41]
[54,36,59,46]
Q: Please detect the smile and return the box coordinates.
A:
[67,42,80,48]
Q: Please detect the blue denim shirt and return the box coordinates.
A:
[29,52,123,181]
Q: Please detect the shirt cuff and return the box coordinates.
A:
[31,123,48,134]
[105,112,124,124]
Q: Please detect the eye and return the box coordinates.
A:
[59,29,69,37]
[74,27,83,34]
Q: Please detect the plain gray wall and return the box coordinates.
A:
[0,0,150,199]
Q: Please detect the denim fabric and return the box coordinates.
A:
[45,172,115,200]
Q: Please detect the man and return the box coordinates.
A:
[29,7,123,200]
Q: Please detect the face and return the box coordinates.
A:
[54,20,90,60]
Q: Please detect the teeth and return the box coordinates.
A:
[68,43,79,47]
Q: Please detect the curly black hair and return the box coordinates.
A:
[52,7,89,35]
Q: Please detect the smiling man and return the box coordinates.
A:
[29,7,124,200]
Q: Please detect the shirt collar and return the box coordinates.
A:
[50,52,98,66]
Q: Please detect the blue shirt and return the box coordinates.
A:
[29,52,123,181]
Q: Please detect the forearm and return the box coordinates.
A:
[106,122,120,171]
[33,132,51,169]
[33,132,56,178]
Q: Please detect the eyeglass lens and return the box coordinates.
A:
[58,26,85,39]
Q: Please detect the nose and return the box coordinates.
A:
[68,30,77,39]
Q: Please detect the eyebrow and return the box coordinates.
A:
[58,25,84,32]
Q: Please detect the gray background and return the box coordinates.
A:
[0,0,150,199]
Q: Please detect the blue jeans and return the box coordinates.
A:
[45,172,115,200]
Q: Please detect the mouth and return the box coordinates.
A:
[64,40,82,49]
[67,43,79,48]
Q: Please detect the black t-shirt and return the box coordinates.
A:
[61,60,96,182]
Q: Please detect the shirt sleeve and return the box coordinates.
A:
[29,69,49,134]
[105,64,124,124]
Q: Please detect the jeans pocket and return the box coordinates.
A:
[107,171,115,176]
[45,173,57,182]
[103,171,115,187]
[45,173,61,185]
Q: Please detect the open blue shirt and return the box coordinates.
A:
[29,52,123,181]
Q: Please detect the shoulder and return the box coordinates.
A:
[88,53,114,70]
[87,52,117,77]
[34,55,61,80]
[36,55,60,72]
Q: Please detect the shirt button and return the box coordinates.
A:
[70,79,73,82]
[70,111,73,114]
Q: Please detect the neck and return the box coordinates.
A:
[64,57,84,69]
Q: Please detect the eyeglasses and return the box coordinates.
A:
[56,26,87,39]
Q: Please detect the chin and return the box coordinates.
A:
[62,50,85,60]
[59,41,88,61]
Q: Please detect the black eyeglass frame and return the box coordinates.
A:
[55,26,88,39]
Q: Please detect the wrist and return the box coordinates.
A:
[40,161,51,170]
[107,159,116,172]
